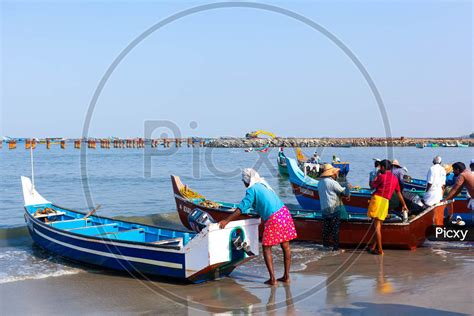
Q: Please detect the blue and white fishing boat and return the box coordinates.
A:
[21,176,260,283]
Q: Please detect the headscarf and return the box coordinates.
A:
[241,168,274,191]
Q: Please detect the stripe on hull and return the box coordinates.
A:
[34,228,182,269]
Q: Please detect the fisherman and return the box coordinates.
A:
[318,164,351,251]
[470,159,474,172]
[423,156,446,206]
[309,152,321,164]
[332,155,341,163]
[368,159,409,255]
[391,159,407,189]
[442,162,474,213]
[219,169,297,285]
[369,158,381,186]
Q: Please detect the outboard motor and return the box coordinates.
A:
[402,191,426,215]
[188,209,216,233]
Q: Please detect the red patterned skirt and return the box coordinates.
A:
[262,205,297,246]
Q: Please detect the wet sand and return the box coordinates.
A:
[1,245,472,315]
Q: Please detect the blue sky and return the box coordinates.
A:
[1,1,472,138]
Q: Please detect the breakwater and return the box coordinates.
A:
[206,137,473,148]
[1,137,472,149]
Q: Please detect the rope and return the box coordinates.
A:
[180,186,205,200]
[180,186,221,208]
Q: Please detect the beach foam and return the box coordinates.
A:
[0,247,82,284]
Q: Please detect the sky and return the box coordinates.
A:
[1,0,472,138]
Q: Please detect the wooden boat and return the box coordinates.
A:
[332,143,352,148]
[442,143,456,147]
[277,149,289,176]
[287,157,472,224]
[171,175,449,250]
[286,157,373,214]
[21,176,260,283]
[245,144,269,153]
[415,143,425,149]
[278,148,349,180]
[456,142,469,148]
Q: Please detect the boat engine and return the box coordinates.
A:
[188,208,216,233]
[402,191,426,214]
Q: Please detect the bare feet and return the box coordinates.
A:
[264,278,278,285]
[277,276,290,283]
[370,249,384,256]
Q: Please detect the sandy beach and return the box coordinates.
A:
[2,244,472,315]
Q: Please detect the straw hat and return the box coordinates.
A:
[392,159,401,168]
[320,164,339,177]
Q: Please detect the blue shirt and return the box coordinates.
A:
[237,183,284,221]
[318,177,350,217]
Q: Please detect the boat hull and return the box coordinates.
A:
[25,211,187,279]
[21,176,260,283]
[171,175,443,250]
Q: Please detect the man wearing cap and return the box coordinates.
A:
[317,164,351,251]
[369,159,381,186]
[423,156,446,206]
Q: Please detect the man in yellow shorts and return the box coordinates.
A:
[368,159,409,255]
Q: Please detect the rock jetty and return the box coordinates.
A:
[205,137,473,148]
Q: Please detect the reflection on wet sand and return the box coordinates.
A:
[266,285,296,316]
[306,247,471,312]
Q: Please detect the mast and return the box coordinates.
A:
[30,145,35,194]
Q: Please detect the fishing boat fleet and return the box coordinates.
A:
[19,147,472,283]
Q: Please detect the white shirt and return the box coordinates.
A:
[423,164,446,206]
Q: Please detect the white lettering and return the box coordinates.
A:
[434,227,469,241]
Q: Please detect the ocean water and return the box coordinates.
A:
[0,146,472,283]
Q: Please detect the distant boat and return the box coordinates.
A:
[277,148,289,176]
[442,143,456,147]
[415,143,425,149]
[332,143,352,148]
[456,142,469,148]
[245,144,269,153]
[277,148,349,180]
[21,176,259,283]
[426,143,440,148]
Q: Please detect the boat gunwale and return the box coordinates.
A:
[24,204,192,251]
[172,175,449,227]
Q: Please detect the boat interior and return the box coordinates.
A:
[185,196,404,223]
[27,203,195,247]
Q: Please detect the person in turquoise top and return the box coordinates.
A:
[237,183,284,221]
[219,168,297,285]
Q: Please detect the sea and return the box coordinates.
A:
[0,146,472,283]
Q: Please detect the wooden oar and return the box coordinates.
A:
[84,204,101,219]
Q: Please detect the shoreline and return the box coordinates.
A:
[1,246,472,315]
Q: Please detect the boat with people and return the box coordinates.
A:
[286,157,472,224]
[277,148,349,180]
[21,176,260,283]
[171,175,448,249]
[277,148,289,176]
